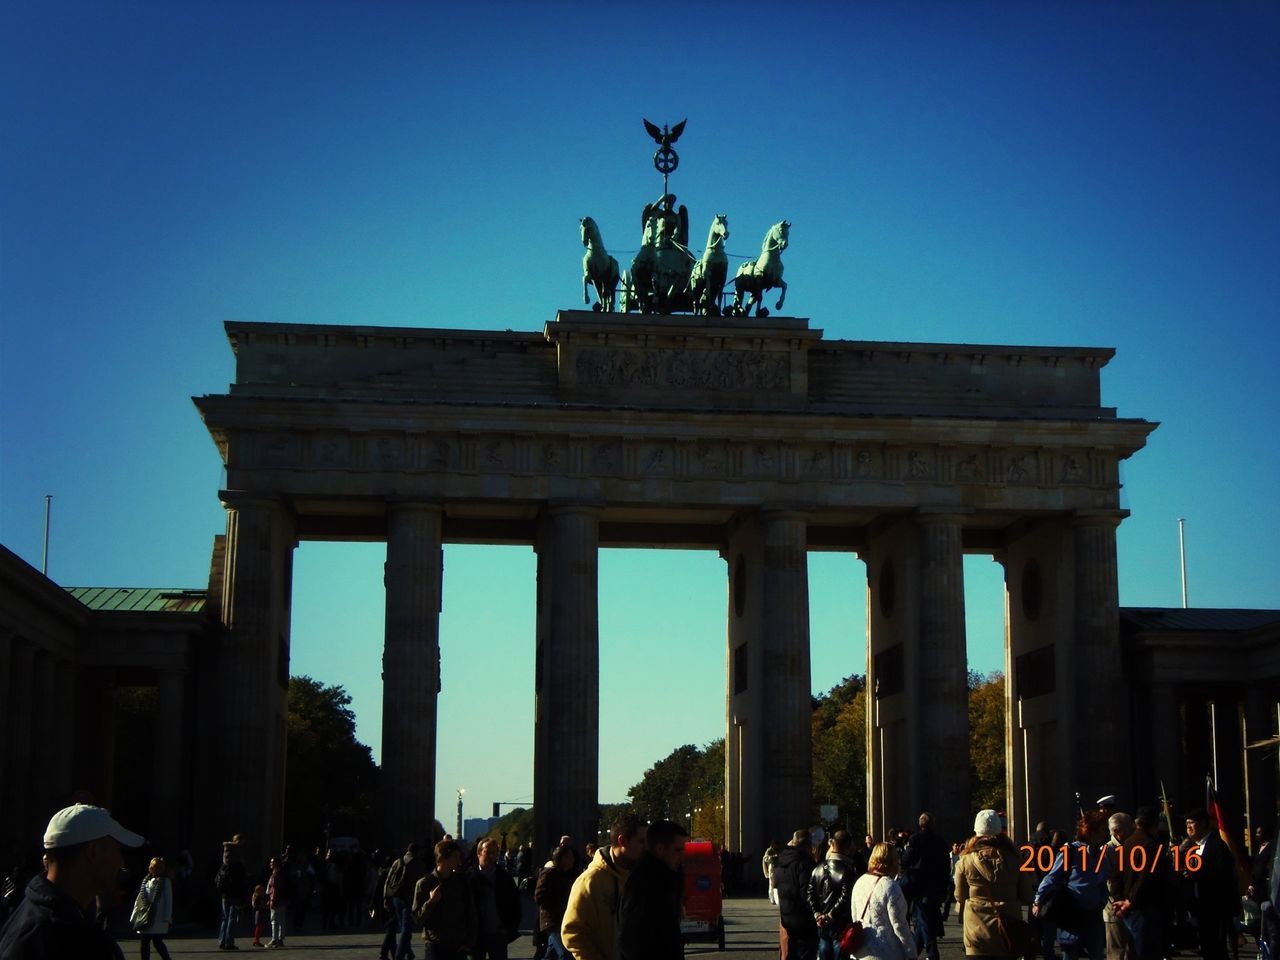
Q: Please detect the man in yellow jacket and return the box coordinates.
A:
[561,814,647,960]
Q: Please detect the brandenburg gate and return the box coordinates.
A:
[194,309,1154,860]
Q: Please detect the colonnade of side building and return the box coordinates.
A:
[211,493,1132,865]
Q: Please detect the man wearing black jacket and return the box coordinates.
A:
[618,820,687,960]
[807,831,862,960]
[1182,809,1240,960]
[901,813,949,960]
[0,804,145,960]
[774,830,818,960]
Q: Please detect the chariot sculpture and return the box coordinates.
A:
[577,119,792,317]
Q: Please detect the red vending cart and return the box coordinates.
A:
[680,840,726,950]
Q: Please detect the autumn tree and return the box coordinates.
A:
[811,675,867,831]
[968,670,1006,814]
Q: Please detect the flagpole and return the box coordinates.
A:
[1159,780,1175,843]
[1178,518,1188,608]
[1240,703,1252,853]
[1208,700,1219,787]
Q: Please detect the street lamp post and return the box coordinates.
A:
[457,788,466,841]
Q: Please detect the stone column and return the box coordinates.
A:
[151,668,187,851]
[217,493,294,867]
[533,505,599,859]
[916,513,969,841]
[381,502,443,848]
[97,669,119,807]
[31,653,56,825]
[1072,512,1130,803]
[760,511,811,838]
[7,644,35,843]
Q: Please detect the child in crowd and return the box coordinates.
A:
[251,884,269,948]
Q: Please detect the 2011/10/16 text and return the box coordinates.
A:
[1018,843,1202,873]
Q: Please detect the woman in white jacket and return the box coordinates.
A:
[848,843,914,960]
[132,856,174,960]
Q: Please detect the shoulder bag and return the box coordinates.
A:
[839,875,884,958]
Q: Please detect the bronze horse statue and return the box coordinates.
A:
[688,213,729,316]
[580,216,619,311]
[733,220,789,317]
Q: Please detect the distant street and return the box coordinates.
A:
[148,896,973,960]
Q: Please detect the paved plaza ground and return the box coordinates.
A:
[131,896,975,960]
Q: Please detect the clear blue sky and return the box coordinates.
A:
[2,1,1277,827]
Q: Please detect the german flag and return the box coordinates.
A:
[1205,774,1251,893]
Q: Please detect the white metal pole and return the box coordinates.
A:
[1178,518,1188,608]
[1020,696,1031,843]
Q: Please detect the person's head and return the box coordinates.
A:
[583,842,596,860]
[477,837,499,869]
[148,856,165,878]
[253,883,265,898]
[951,842,963,855]
[645,820,688,871]
[406,840,420,857]
[269,857,281,874]
[1077,810,1109,846]
[609,813,646,866]
[864,834,873,847]
[1185,808,1210,842]
[831,831,852,855]
[434,839,463,874]
[789,829,808,847]
[918,813,933,832]
[552,845,574,871]
[1108,812,1135,844]
[559,835,572,847]
[1134,807,1159,834]
[1097,795,1118,814]
[973,809,1003,839]
[867,842,900,877]
[42,804,144,909]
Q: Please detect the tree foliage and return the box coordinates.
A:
[627,740,726,843]
[811,675,867,831]
[968,670,1007,814]
[284,675,380,847]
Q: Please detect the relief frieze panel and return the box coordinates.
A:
[574,347,789,391]
[241,428,1110,496]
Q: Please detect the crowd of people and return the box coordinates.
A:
[2,797,1276,960]
[766,798,1278,960]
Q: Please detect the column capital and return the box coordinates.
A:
[218,490,285,513]
[544,502,601,520]
[1072,509,1128,529]
[760,507,810,524]
[914,508,972,527]
[386,500,443,517]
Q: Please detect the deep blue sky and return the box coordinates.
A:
[2,1,1277,826]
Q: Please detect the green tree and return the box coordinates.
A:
[627,740,726,842]
[284,675,380,847]
[968,670,1006,814]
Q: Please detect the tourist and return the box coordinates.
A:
[265,856,289,948]
[534,846,576,960]
[1107,811,1166,960]
[957,809,1035,959]
[617,820,686,960]
[413,839,476,960]
[131,856,174,960]
[774,829,818,960]
[1181,808,1239,960]
[849,841,913,960]
[214,842,248,950]
[468,837,520,960]
[806,830,859,960]
[0,803,145,959]
[900,813,949,960]
[386,842,431,960]
[762,839,781,906]
[250,883,269,948]
[561,813,645,960]
[1033,812,1109,960]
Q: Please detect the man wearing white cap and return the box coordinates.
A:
[0,803,145,959]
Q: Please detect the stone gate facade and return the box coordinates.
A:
[193,310,1156,861]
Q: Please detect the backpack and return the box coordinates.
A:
[384,857,408,900]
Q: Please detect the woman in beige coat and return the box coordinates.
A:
[955,810,1035,958]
